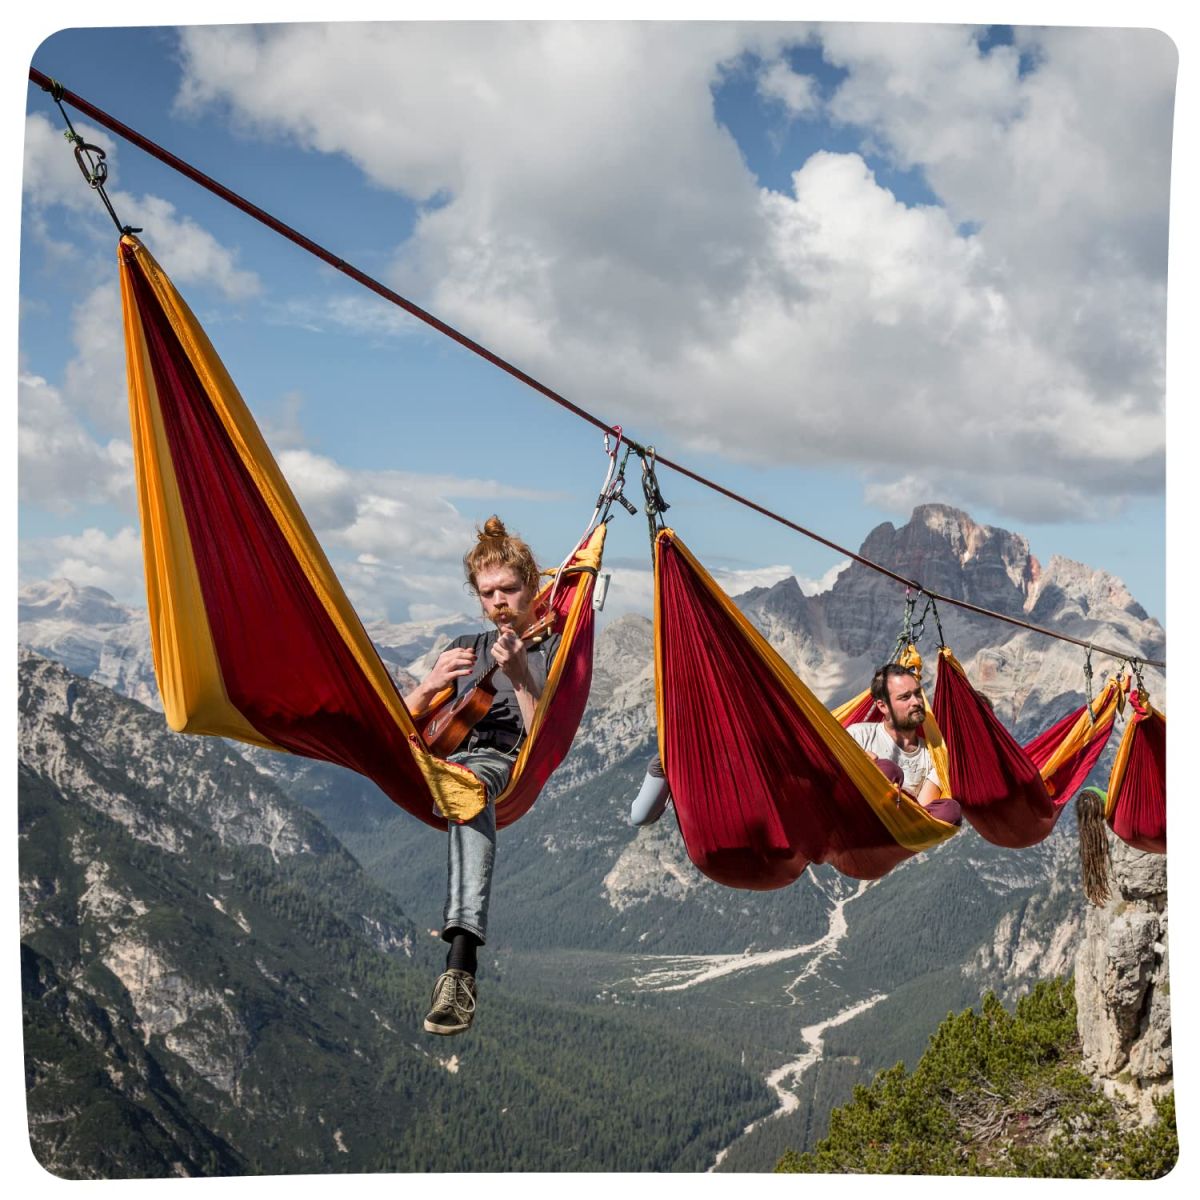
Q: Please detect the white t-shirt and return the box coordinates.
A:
[846,721,941,796]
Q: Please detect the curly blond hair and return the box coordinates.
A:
[464,515,540,594]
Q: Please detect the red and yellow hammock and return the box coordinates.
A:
[653,528,1125,889]
[1105,689,1166,854]
[119,233,602,829]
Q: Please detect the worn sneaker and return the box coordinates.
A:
[423,968,477,1035]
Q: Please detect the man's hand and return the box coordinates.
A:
[426,646,477,691]
[494,623,541,733]
[404,645,475,714]
[491,624,531,686]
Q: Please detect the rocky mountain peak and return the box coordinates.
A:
[19,577,138,626]
[1030,556,1152,623]
[854,505,1037,611]
[740,574,809,622]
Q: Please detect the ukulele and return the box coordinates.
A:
[419,611,557,756]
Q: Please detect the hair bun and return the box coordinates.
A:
[464,514,539,593]
[480,515,507,540]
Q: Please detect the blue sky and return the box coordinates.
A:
[17,18,1174,627]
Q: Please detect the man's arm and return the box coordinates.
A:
[916,777,943,808]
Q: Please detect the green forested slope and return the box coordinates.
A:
[776,979,1176,1178]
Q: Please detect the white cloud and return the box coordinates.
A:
[173,22,1169,524]
[116,192,260,301]
[710,562,795,595]
[257,391,309,450]
[337,557,477,624]
[276,447,559,562]
[21,526,144,598]
[177,23,765,369]
[18,372,134,513]
[802,559,851,596]
[757,59,820,116]
[864,470,1125,525]
[60,282,128,436]
[818,24,1173,407]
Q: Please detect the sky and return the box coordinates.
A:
[15,14,1176,630]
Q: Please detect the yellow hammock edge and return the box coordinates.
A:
[120,243,281,750]
[1104,693,1166,823]
[1038,677,1123,796]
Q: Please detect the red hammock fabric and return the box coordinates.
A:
[127,244,433,797]
[1024,700,1115,804]
[656,533,954,889]
[1107,696,1166,854]
[932,651,1117,848]
[837,692,878,727]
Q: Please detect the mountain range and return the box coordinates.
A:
[18,503,1167,1175]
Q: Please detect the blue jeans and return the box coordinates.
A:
[441,745,515,945]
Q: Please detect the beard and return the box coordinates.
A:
[886,700,925,731]
[490,607,520,627]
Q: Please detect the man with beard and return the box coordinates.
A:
[846,663,963,826]
[404,516,559,1035]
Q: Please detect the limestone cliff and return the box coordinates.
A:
[1074,834,1170,1122]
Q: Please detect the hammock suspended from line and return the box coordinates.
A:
[653,529,960,890]
[1104,688,1166,854]
[119,233,603,830]
[653,529,1126,890]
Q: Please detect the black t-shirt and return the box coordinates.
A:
[447,627,561,753]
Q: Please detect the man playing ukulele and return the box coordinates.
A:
[404,516,559,1036]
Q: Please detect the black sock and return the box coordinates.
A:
[446,930,480,976]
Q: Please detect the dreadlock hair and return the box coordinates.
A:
[870,662,918,703]
[463,516,540,595]
[1076,788,1112,907]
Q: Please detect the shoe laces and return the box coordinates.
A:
[433,971,476,1016]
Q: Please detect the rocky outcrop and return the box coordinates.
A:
[1074,835,1170,1121]
[603,816,705,911]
